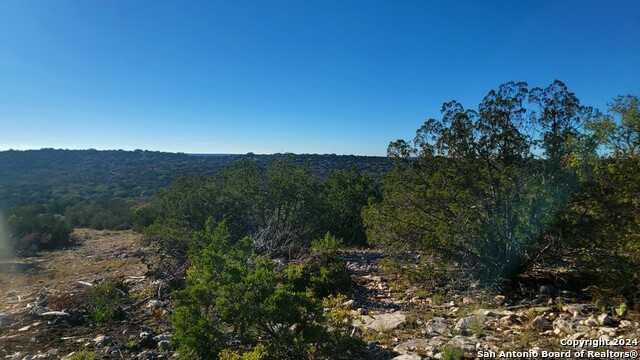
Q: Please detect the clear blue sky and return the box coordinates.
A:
[1,0,638,155]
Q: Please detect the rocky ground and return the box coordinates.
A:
[1,232,639,359]
[341,250,640,359]
[0,229,173,359]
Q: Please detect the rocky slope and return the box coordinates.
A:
[1,233,638,359]
[0,230,173,359]
[342,250,640,359]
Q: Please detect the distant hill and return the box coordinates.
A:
[0,149,391,208]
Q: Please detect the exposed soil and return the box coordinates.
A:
[0,229,171,359]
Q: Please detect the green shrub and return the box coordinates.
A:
[6,205,72,256]
[285,241,352,299]
[219,345,270,360]
[87,279,128,324]
[172,220,363,360]
[441,346,464,360]
[310,232,342,256]
[66,351,95,360]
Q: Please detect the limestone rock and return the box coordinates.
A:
[392,355,422,360]
[93,334,111,347]
[424,317,449,337]
[454,315,482,335]
[446,336,477,357]
[499,313,521,327]
[553,319,574,335]
[394,338,445,357]
[597,313,616,326]
[530,315,553,331]
[358,312,407,331]
[562,304,587,318]
[583,315,598,327]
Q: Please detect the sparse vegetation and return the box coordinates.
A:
[440,346,464,360]
[87,279,129,324]
[65,351,96,360]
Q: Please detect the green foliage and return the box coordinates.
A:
[172,220,362,360]
[322,168,380,246]
[64,199,134,230]
[5,204,72,256]
[87,279,129,324]
[615,302,628,318]
[440,346,464,360]
[310,232,343,256]
[140,161,327,256]
[364,81,597,284]
[0,149,390,211]
[558,104,640,302]
[219,345,269,360]
[66,352,96,360]
[141,161,380,257]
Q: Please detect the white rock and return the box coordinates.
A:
[394,338,444,356]
[392,355,422,360]
[424,317,449,336]
[357,312,407,332]
[553,319,574,335]
[454,315,483,335]
[39,311,70,318]
[583,315,598,327]
[146,300,163,309]
[619,320,633,329]
[597,313,615,326]
[93,334,111,347]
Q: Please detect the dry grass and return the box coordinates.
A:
[0,229,145,313]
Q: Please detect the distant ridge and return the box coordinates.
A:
[0,149,391,209]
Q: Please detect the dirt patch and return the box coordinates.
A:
[0,229,171,359]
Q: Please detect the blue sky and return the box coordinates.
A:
[1,0,638,155]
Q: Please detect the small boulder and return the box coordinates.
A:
[358,312,407,332]
[139,331,156,348]
[93,334,111,347]
[424,317,449,336]
[454,315,482,335]
[394,338,444,357]
[392,355,422,360]
[553,319,574,335]
[597,313,616,327]
[146,300,163,310]
[446,336,477,357]
[598,327,617,337]
[342,299,355,308]
[530,315,553,331]
[562,304,586,318]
